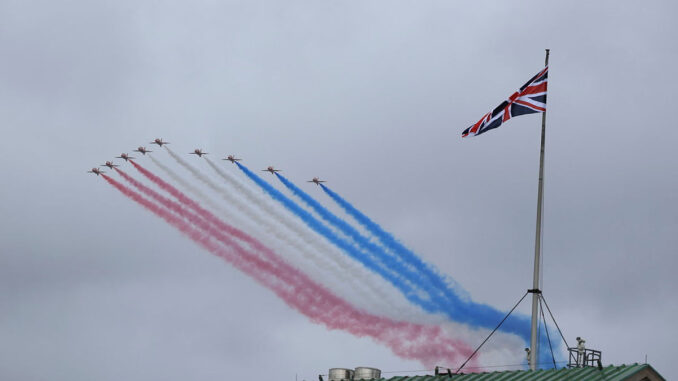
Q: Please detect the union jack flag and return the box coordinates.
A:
[462,67,548,138]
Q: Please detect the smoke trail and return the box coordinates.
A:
[150,157,544,364]
[141,157,547,364]
[318,186,563,363]
[167,145,427,315]
[278,170,534,343]
[165,149,294,244]
[236,162,437,312]
[148,155,232,221]
[203,158,422,318]
[102,174,477,368]
[165,148,329,257]
[204,158,348,272]
[203,156,260,197]
[275,173,447,302]
[273,174,554,362]
[114,170,276,267]
[162,152,411,317]
[119,164,415,332]
[317,185,536,344]
[130,161,418,320]
[166,149,315,252]
[321,183,464,293]
[321,183,469,298]
[126,163,280,266]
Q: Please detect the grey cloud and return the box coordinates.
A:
[1,0,677,380]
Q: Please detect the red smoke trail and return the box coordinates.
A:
[129,161,282,265]
[115,168,285,275]
[104,173,478,368]
[118,166,333,312]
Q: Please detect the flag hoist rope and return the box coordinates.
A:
[529,48,550,371]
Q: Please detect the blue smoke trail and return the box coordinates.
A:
[319,184,560,364]
[275,174,528,334]
[238,164,559,366]
[291,177,558,356]
[275,173,447,303]
[321,183,461,293]
[319,185,475,310]
[234,162,437,312]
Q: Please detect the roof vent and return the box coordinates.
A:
[354,367,381,380]
[329,368,354,381]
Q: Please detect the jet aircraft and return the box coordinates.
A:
[101,161,119,169]
[307,177,326,185]
[223,155,241,163]
[134,146,152,155]
[189,149,207,157]
[116,153,135,162]
[262,166,281,174]
[150,138,169,147]
[88,168,104,176]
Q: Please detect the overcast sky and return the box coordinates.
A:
[1,1,677,380]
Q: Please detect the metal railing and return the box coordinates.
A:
[568,347,602,368]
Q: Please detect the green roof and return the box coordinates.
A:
[374,364,664,381]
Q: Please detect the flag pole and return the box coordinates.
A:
[529,48,549,371]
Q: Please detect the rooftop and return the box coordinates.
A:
[371,364,665,381]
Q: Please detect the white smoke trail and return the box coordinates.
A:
[439,321,527,372]
[148,155,263,253]
[149,155,246,226]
